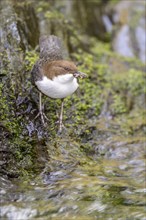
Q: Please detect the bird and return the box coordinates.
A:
[31,35,86,133]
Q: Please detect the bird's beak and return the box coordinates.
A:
[74,71,87,79]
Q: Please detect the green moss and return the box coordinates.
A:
[116,110,146,136]
[0,80,35,169]
[70,38,145,124]
[36,2,50,13]
[110,94,127,114]
[0,48,41,177]
[127,69,145,95]
[45,11,64,20]
[25,50,39,71]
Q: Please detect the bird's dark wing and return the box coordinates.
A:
[39,35,64,61]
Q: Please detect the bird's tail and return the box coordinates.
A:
[39,35,63,61]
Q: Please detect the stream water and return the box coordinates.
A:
[0,133,145,220]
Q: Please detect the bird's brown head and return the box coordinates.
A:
[42,60,87,79]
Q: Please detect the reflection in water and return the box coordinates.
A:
[0,138,145,219]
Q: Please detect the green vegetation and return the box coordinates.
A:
[25,50,39,71]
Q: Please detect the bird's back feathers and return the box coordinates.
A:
[39,35,63,61]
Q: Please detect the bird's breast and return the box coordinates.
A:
[35,74,79,99]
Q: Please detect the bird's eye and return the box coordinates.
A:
[64,67,71,71]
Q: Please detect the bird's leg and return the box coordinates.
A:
[34,92,49,125]
[39,92,45,125]
[58,99,64,133]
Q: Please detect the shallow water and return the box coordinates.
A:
[1,134,145,220]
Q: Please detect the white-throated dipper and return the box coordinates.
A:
[31,35,86,132]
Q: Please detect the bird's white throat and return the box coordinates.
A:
[35,74,79,99]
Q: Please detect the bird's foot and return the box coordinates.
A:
[34,111,49,126]
[55,120,66,133]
